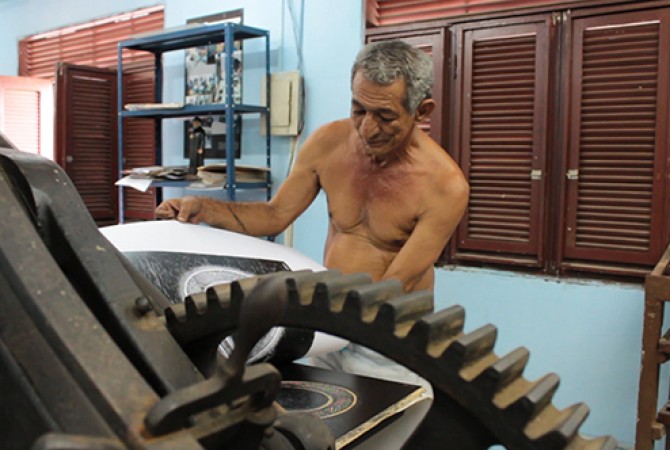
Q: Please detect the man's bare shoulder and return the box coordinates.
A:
[417,135,469,198]
[288,119,353,172]
[310,119,352,143]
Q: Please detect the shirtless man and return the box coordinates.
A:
[156,40,469,294]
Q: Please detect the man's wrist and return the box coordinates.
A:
[199,197,226,227]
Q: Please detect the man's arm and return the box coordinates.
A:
[155,124,331,237]
[154,194,307,237]
[381,170,469,291]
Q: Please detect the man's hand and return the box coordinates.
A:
[155,196,204,224]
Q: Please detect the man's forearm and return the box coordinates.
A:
[199,197,286,237]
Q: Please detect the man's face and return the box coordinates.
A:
[350,71,416,161]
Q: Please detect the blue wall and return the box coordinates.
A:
[0,0,656,447]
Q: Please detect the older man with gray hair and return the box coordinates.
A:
[155,40,469,387]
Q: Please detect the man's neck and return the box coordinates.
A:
[369,154,390,168]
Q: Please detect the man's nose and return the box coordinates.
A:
[361,113,380,138]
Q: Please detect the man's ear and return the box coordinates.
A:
[414,99,436,122]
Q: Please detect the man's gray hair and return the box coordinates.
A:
[351,40,433,114]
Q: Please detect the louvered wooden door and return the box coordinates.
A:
[56,63,118,226]
[562,9,670,266]
[121,60,158,221]
[453,17,552,266]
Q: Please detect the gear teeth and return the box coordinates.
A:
[184,295,205,317]
[442,324,498,370]
[204,278,244,318]
[407,305,465,356]
[165,292,225,342]
[528,403,590,449]
[166,275,265,345]
[312,273,372,312]
[161,270,616,449]
[374,291,434,336]
[206,283,225,305]
[504,373,560,426]
[473,347,530,398]
[204,287,226,315]
[205,280,238,310]
[230,277,257,308]
[285,270,342,306]
[165,292,208,325]
[342,279,404,322]
[164,304,179,324]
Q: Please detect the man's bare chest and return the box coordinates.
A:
[322,168,421,241]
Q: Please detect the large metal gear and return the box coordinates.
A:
[164,270,618,450]
[0,135,617,449]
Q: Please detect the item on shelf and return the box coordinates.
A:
[159,167,190,180]
[197,163,269,185]
[188,117,206,175]
[117,22,272,220]
[116,166,194,193]
[124,102,184,111]
[124,166,190,180]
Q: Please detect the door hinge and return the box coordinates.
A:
[566,169,579,180]
[530,169,543,180]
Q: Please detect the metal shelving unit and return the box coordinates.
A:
[117,22,271,221]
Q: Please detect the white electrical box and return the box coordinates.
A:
[261,71,303,136]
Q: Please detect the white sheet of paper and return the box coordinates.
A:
[101,220,349,357]
[114,176,153,192]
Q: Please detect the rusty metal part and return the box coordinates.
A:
[146,276,288,436]
[166,270,619,450]
[0,136,614,449]
[0,142,332,449]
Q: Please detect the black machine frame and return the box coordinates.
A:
[0,136,617,449]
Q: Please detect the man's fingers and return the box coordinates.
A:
[177,210,189,222]
[155,200,178,219]
[154,197,201,223]
[176,197,200,223]
[155,209,174,219]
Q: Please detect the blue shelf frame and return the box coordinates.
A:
[117,22,271,222]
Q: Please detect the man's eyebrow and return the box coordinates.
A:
[350,100,397,116]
